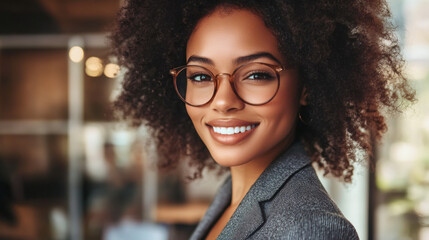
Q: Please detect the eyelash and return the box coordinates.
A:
[243,71,275,81]
[188,73,212,82]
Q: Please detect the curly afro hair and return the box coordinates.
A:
[111,0,415,182]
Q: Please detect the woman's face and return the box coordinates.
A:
[186,8,306,167]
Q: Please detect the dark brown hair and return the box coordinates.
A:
[111,0,415,182]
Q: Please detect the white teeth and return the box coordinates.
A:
[240,126,246,133]
[212,124,256,135]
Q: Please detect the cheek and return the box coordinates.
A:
[185,105,197,123]
[185,105,204,133]
[263,80,301,123]
[260,102,298,135]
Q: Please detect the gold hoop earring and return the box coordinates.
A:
[299,112,309,125]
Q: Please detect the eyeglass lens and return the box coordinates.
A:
[174,63,279,106]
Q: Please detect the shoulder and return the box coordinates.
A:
[264,209,359,240]
[274,164,339,211]
[261,163,340,214]
[254,165,359,239]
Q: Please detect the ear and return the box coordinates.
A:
[299,86,308,106]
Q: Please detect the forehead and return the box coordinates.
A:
[186,8,283,65]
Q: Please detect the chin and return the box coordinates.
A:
[209,150,252,167]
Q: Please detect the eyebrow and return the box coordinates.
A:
[186,52,282,66]
[187,55,214,65]
[234,52,282,65]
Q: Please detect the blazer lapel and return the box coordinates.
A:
[189,177,232,240]
[217,141,311,240]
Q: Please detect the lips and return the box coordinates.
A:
[206,119,259,145]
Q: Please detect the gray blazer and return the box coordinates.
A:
[190,141,359,240]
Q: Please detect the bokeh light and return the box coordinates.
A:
[85,57,103,77]
[389,142,418,163]
[104,63,120,78]
[69,46,84,63]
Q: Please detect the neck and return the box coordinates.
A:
[229,158,271,206]
[228,133,297,207]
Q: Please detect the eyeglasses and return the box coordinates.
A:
[170,62,284,107]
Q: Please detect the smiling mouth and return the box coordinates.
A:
[206,119,259,145]
[212,124,257,135]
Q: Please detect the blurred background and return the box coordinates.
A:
[0,0,428,239]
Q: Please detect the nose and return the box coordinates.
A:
[210,74,245,113]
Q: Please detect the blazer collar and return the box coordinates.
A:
[190,176,232,240]
[190,141,311,240]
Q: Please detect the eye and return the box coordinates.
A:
[188,73,212,82]
[245,71,275,81]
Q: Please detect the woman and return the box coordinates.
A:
[111,0,415,239]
